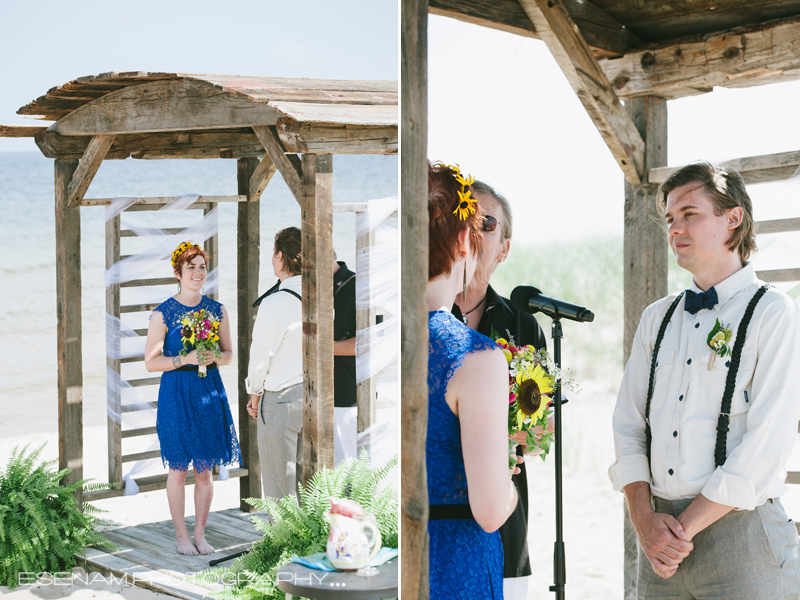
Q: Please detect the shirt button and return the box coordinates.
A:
[669,469,674,475]
[679,395,684,401]
[725,361,730,367]
[687,358,692,365]
[673,431,678,437]
[695,323,700,328]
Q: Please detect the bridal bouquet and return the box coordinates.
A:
[179,308,221,377]
[494,333,578,466]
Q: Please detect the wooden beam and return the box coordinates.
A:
[757,217,800,235]
[429,0,642,57]
[106,211,122,490]
[301,154,336,485]
[402,0,430,597]
[83,195,245,207]
[0,124,49,137]
[276,119,398,155]
[65,135,115,208]
[601,15,800,101]
[650,150,800,185]
[519,0,645,184]
[756,268,800,283]
[237,158,262,512]
[50,79,281,136]
[248,155,277,202]
[252,125,303,205]
[356,226,377,444]
[35,129,267,161]
[55,159,83,506]
[622,96,669,600]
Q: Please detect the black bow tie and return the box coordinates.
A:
[684,287,718,315]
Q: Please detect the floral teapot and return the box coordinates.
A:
[325,498,382,571]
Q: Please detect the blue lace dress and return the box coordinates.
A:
[154,296,241,473]
[427,310,504,599]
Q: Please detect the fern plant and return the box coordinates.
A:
[193,453,398,600]
[0,443,116,589]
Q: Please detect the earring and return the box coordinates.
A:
[177,280,181,293]
[463,260,467,302]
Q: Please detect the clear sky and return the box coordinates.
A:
[428,15,800,244]
[0,0,398,151]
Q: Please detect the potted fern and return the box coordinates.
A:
[195,454,398,600]
[0,444,116,589]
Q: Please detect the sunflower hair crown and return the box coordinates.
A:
[171,241,202,268]
[433,161,477,220]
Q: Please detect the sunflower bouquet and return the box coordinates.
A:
[179,308,221,377]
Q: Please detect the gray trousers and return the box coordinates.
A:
[638,496,800,600]
[257,384,303,501]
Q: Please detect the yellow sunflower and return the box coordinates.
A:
[453,188,477,220]
[515,364,553,422]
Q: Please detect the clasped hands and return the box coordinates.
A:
[633,509,693,579]
[183,348,216,366]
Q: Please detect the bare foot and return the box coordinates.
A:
[194,535,215,555]
[176,537,198,556]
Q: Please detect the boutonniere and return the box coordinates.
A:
[706,318,732,370]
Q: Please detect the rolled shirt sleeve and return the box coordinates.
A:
[700,294,800,510]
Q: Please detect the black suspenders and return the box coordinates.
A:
[645,285,769,470]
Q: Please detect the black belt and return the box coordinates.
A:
[428,504,474,520]
[176,363,218,372]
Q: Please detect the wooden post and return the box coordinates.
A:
[106,213,122,488]
[204,204,219,301]
[237,158,262,511]
[622,96,668,599]
[301,153,335,485]
[55,159,83,504]
[402,0,430,597]
[356,221,376,448]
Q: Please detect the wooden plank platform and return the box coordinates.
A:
[78,508,264,600]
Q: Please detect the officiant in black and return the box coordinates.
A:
[452,181,547,600]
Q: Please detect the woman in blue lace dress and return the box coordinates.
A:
[144,242,240,556]
[426,162,519,599]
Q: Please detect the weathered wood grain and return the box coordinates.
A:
[301,153,336,485]
[402,0,431,597]
[429,0,643,56]
[756,217,800,235]
[650,150,800,184]
[55,160,84,506]
[756,267,800,282]
[121,426,157,438]
[0,123,49,137]
[106,213,122,489]
[248,155,277,202]
[519,0,645,183]
[50,79,282,136]
[270,102,397,126]
[83,468,248,501]
[622,96,669,600]
[204,203,219,301]
[84,195,244,207]
[600,14,800,100]
[66,135,115,207]
[36,129,267,160]
[356,226,377,441]
[253,125,303,205]
[237,158,262,512]
[276,118,398,155]
[786,471,800,485]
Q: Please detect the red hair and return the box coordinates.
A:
[428,161,483,279]
[173,245,209,277]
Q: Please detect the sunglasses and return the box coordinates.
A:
[482,215,498,233]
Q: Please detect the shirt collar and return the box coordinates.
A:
[281,275,302,290]
[334,261,354,287]
[691,262,758,309]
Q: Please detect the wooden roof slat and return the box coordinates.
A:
[519,0,645,183]
[270,103,397,126]
[649,150,800,184]
[601,14,800,100]
[0,124,48,138]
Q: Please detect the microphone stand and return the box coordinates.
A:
[548,318,566,600]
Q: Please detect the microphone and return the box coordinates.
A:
[510,286,594,323]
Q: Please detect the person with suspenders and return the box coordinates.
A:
[246,227,304,501]
[610,162,800,599]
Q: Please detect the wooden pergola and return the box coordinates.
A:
[402,2,800,597]
[1,71,397,510]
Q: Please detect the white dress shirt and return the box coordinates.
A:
[609,263,800,510]
[245,275,303,395]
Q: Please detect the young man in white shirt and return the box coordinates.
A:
[609,162,800,599]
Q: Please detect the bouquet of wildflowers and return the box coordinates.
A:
[494,332,579,466]
[179,308,221,377]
